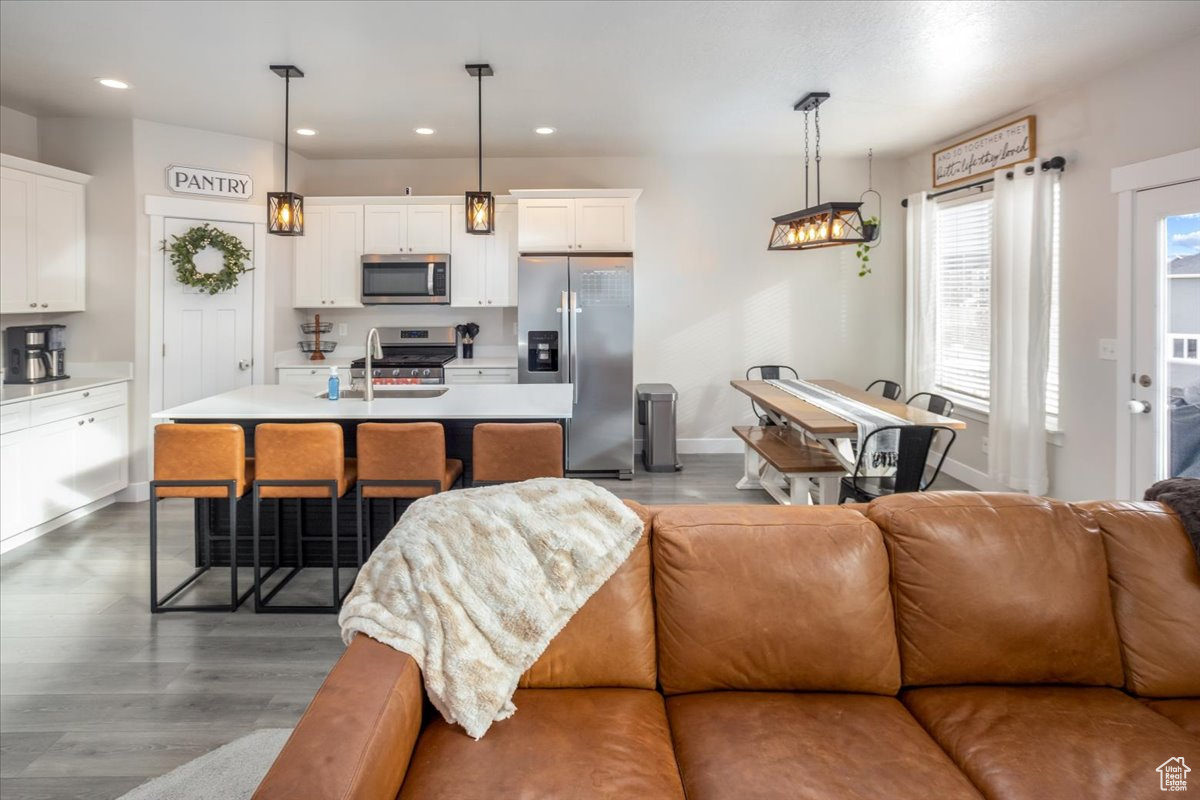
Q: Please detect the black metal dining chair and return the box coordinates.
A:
[839,425,957,503]
[865,379,903,401]
[746,365,798,425]
[907,392,955,417]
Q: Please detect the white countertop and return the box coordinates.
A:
[445,356,518,369]
[1,375,130,406]
[154,382,572,420]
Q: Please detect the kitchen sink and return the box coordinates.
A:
[316,387,449,400]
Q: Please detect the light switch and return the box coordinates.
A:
[1098,339,1117,361]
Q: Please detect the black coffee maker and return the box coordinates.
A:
[4,324,68,384]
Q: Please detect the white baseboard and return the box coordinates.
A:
[941,457,1010,492]
[0,495,116,555]
[117,481,150,502]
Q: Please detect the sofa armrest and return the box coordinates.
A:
[254,634,423,800]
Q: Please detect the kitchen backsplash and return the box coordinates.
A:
[285,306,517,352]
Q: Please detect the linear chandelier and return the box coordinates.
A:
[768,92,871,251]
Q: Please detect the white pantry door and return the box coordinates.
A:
[1129,180,1200,493]
[162,217,255,408]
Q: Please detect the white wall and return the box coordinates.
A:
[304,154,905,448]
[900,35,1200,500]
[0,105,38,160]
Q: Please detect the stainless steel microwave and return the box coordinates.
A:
[361,254,450,305]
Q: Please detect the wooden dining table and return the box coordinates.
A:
[730,378,967,504]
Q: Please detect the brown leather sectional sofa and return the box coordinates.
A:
[254,492,1200,799]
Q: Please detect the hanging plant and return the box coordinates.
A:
[161,223,253,295]
[855,216,880,277]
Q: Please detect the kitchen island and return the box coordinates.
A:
[152,382,574,571]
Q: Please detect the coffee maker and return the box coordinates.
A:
[4,324,68,384]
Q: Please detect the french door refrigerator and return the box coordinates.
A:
[518,255,634,479]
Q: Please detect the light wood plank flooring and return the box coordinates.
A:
[0,454,969,798]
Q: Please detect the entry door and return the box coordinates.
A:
[1130,180,1200,493]
[162,217,255,408]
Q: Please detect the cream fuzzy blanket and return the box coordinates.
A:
[337,477,644,739]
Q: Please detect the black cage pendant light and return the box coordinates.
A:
[768,92,869,251]
[268,64,304,236]
[465,63,495,235]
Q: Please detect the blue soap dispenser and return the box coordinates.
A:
[327,365,340,400]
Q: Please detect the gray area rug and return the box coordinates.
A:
[115,728,291,800]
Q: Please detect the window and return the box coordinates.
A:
[930,184,1062,428]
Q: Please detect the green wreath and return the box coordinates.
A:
[161,223,253,295]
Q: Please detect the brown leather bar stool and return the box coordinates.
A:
[471,422,564,486]
[252,423,357,613]
[356,422,463,560]
[150,423,254,612]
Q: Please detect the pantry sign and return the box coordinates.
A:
[932,116,1036,188]
[166,165,254,199]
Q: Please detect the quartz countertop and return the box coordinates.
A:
[1,375,131,406]
[154,382,572,420]
[445,356,518,369]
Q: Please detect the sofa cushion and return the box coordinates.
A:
[1146,699,1200,737]
[653,505,900,695]
[666,692,982,800]
[518,502,657,690]
[904,686,1200,800]
[398,688,685,800]
[868,493,1124,686]
[1077,501,1200,697]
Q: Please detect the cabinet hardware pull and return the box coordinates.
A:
[82,392,89,397]
[29,303,36,308]
[40,303,47,308]
[487,300,492,304]
[78,419,85,425]
[88,417,95,423]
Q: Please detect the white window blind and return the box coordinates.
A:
[932,195,993,402]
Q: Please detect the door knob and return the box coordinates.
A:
[238,360,251,371]
[1127,399,1151,414]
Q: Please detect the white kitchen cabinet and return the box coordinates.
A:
[517,197,634,253]
[277,366,334,390]
[0,159,88,314]
[451,203,516,308]
[444,366,518,385]
[363,204,450,254]
[0,382,129,547]
[294,205,364,308]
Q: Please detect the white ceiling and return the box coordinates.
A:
[2,0,1198,160]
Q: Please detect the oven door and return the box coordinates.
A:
[361,254,450,304]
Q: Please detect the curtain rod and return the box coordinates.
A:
[900,156,1066,207]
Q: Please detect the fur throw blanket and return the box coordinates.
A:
[337,477,644,739]
[1145,477,1200,568]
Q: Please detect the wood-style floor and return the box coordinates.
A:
[0,454,970,799]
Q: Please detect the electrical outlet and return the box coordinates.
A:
[1098,338,1117,361]
[338,323,348,336]
[981,436,989,454]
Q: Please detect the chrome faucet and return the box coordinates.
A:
[364,327,383,402]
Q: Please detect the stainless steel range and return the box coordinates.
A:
[350,326,457,386]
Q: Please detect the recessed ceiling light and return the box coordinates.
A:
[414,127,436,135]
[295,128,317,136]
[534,127,556,135]
[95,77,130,90]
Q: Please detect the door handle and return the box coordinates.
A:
[1127,399,1151,414]
[238,360,252,371]
[569,291,580,405]
[427,263,435,296]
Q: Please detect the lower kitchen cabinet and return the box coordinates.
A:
[444,366,518,385]
[277,366,334,391]
[0,381,129,546]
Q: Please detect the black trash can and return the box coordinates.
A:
[636,383,681,473]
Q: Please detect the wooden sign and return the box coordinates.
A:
[932,116,1036,188]
[166,165,253,199]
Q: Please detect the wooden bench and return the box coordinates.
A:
[733,425,846,505]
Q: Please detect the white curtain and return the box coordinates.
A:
[989,167,1056,494]
[905,192,936,396]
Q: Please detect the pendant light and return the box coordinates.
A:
[768,92,871,251]
[464,63,495,235]
[268,64,304,236]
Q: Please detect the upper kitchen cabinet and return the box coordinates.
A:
[514,191,639,253]
[294,204,364,308]
[0,156,90,314]
[451,202,516,307]
[364,204,451,254]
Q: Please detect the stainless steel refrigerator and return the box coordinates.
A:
[518,255,634,479]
